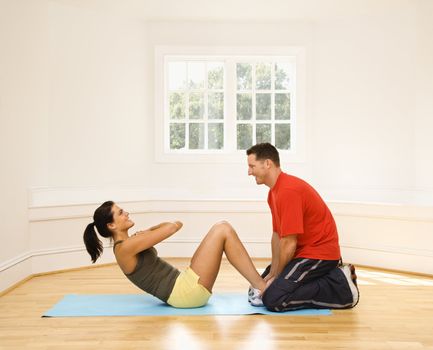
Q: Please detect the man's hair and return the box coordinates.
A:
[246,143,280,167]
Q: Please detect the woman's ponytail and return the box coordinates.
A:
[83,222,103,263]
[83,201,115,263]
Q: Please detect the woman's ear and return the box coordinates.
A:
[107,222,116,231]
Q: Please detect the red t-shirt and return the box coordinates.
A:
[267,172,341,260]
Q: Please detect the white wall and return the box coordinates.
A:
[35,2,149,189]
[25,0,433,204]
[414,0,433,201]
[1,0,433,293]
[0,0,48,290]
[312,11,416,201]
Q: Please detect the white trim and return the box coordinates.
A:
[0,251,33,273]
[2,242,432,275]
[28,186,433,221]
[1,242,432,286]
[2,196,433,292]
[0,245,111,273]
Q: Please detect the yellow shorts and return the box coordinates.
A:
[167,267,211,308]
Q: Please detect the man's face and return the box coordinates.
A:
[247,154,268,185]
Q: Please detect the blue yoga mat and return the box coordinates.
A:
[43,293,331,317]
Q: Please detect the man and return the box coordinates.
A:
[246,143,359,312]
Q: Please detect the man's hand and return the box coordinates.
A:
[262,276,276,294]
[264,274,274,282]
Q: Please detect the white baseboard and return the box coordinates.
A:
[342,245,433,275]
[0,255,32,294]
[0,240,271,293]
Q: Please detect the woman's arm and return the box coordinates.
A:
[118,221,183,257]
[146,221,183,231]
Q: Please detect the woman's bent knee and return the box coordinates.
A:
[211,221,234,233]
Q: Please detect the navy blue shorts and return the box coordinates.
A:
[262,258,354,312]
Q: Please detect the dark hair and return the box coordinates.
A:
[83,201,115,263]
[246,143,280,167]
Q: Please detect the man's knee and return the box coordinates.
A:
[262,284,288,312]
[262,276,301,311]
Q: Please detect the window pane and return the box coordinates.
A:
[256,124,271,144]
[208,62,224,89]
[188,62,205,89]
[237,63,252,90]
[237,93,252,120]
[189,123,205,149]
[275,93,290,120]
[255,63,271,90]
[237,124,252,150]
[208,123,224,149]
[256,93,271,120]
[170,123,186,149]
[189,92,204,120]
[209,92,224,120]
[275,63,290,90]
[169,92,185,119]
[275,124,291,150]
[168,62,187,90]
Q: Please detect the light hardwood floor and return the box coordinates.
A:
[1,259,433,350]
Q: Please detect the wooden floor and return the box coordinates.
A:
[1,259,433,350]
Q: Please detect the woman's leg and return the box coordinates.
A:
[189,221,266,293]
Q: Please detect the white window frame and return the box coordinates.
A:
[155,46,306,163]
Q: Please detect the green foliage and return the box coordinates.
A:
[236,63,252,90]
[208,65,224,89]
[189,123,204,149]
[237,124,252,150]
[208,123,224,149]
[169,93,185,119]
[170,123,185,149]
[275,124,291,149]
[256,124,272,144]
[256,93,271,120]
[237,93,252,120]
[275,93,290,120]
[255,63,271,90]
[209,92,224,119]
[189,93,204,119]
[275,63,290,90]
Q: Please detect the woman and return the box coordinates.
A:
[83,201,266,308]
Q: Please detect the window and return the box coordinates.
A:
[155,47,306,163]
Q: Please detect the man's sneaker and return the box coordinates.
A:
[247,286,263,307]
[339,264,360,308]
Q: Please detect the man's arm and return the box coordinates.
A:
[263,233,297,292]
[275,234,297,277]
[265,232,280,281]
